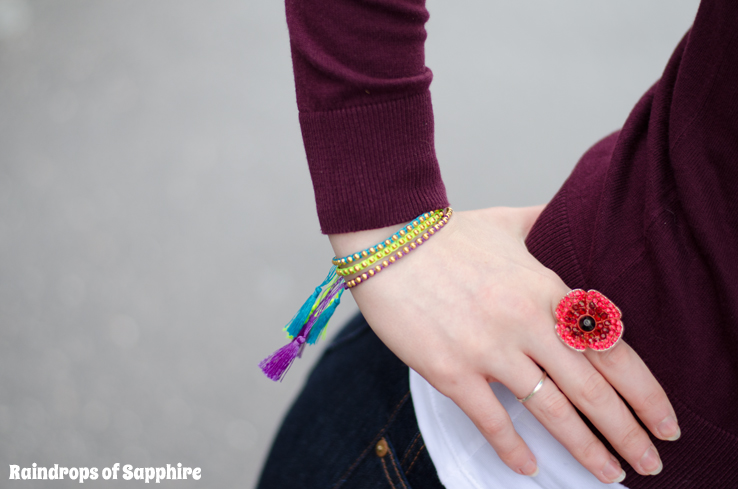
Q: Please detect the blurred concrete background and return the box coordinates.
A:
[0,0,699,487]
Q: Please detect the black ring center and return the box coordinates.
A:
[578,315,596,332]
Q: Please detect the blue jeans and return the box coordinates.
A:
[256,313,444,488]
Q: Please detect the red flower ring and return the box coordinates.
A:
[555,289,623,352]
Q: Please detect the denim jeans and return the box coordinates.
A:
[257,313,444,488]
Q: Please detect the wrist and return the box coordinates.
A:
[329,208,453,289]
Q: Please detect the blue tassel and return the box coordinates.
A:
[261,266,346,381]
[283,286,321,339]
[283,267,337,338]
[306,288,343,345]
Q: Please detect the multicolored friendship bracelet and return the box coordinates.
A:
[342,208,453,288]
[331,209,443,267]
[259,207,453,382]
[335,212,444,277]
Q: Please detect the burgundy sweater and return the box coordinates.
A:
[286,0,448,234]
[286,0,738,487]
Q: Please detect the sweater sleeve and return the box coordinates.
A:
[286,0,449,234]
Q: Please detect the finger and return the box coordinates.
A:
[585,340,679,441]
[449,376,539,476]
[538,343,664,476]
[521,375,627,485]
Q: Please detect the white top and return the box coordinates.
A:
[410,370,629,489]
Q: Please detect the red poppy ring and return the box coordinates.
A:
[555,289,623,352]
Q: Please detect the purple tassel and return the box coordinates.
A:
[260,267,346,381]
[258,334,307,382]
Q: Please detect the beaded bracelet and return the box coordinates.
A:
[335,212,444,276]
[331,209,443,266]
[343,208,453,288]
[260,207,452,382]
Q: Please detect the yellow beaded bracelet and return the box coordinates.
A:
[343,208,453,288]
[335,212,445,277]
[331,209,444,267]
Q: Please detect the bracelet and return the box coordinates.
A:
[344,208,453,288]
[331,210,444,266]
[259,206,452,382]
[335,212,444,276]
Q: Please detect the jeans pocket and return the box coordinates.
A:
[339,435,415,489]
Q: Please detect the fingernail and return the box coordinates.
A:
[602,457,625,483]
[657,416,681,441]
[520,458,538,477]
[613,470,626,484]
[639,446,662,475]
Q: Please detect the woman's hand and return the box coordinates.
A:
[329,206,679,484]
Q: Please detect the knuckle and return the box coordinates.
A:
[578,371,613,408]
[545,273,568,296]
[573,436,602,464]
[478,415,510,438]
[431,374,462,398]
[425,356,464,390]
[497,442,529,468]
[595,342,628,369]
[538,390,572,423]
[619,424,647,452]
[639,388,666,411]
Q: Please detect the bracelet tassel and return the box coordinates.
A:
[259,266,345,381]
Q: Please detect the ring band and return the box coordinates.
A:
[516,371,547,403]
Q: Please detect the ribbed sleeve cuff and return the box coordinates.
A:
[299,91,449,234]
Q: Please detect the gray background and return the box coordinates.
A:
[0,0,699,487]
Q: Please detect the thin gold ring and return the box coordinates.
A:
[516,371,547,403]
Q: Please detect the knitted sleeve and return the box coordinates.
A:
[285,0,449,234]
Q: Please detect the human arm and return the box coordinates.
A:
[287,0,680,482]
